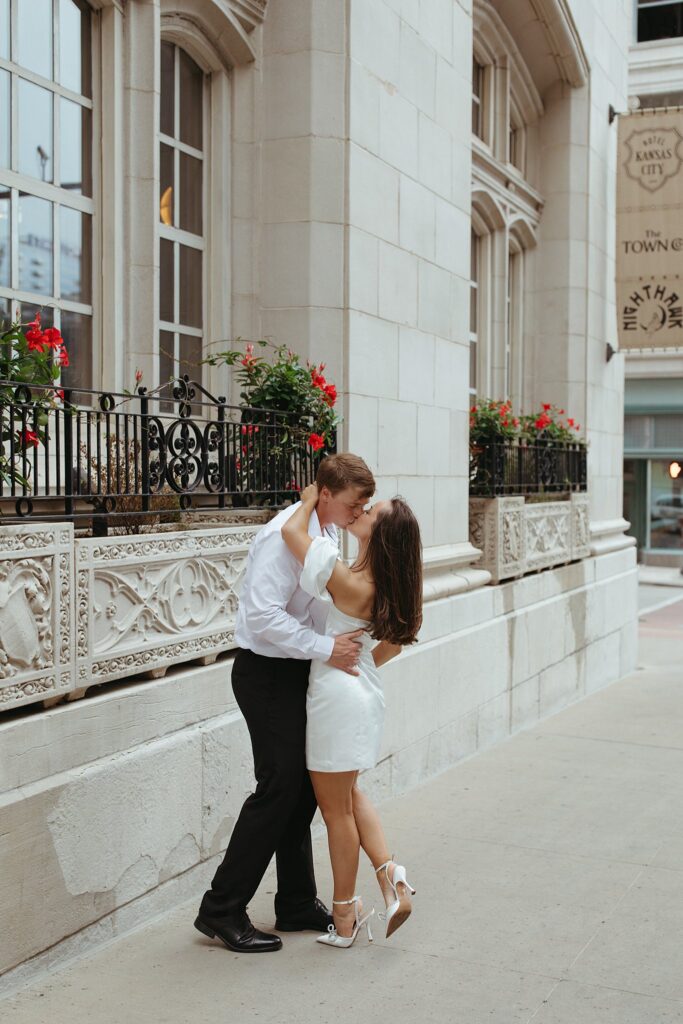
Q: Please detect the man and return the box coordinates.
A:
[195,453,376,952]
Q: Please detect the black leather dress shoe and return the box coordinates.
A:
[274,897,333,932]
[194,911,282,952]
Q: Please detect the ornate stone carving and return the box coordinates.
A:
[0,524,75,710]
[469,493,590,584]
[76,525,259,687]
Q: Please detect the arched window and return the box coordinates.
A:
[471,1,542,404]
[0,0,95,390]
[158,41,206,388]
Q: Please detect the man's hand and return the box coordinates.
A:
[327,629,364,676]
[299,483,319,506]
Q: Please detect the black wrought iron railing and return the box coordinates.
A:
[0,377,332,532]
[469,438,587,497]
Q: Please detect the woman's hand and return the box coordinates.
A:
[300,483,319,506]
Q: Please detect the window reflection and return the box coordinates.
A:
[179,152,202,234]
[60,97,92,194]
[179,245,202,328]
[179,334,202,382]
[160,42,175,137]
[160,143,174,225]
[60,309,91,392]
[59,0,92,97]
[0,0,8,61]
[0,69,9,169]
[649,459,683,549]
[18,79,53,182]
[18,193,53,295]
[160,239,174,323]
[179,49,203,150]
[0,296,10,329]
[17,0,53,79]
[0,192,9,287]
[159,331,175,378]
[60,206,91,303]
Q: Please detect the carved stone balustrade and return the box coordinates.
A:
[469,493,590,584]
[0,516,266,712]
[0,524,75,710]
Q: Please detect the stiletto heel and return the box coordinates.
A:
[376,859,415,938]
[315,897,375,949]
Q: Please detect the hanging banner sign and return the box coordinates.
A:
[616,108,683,349]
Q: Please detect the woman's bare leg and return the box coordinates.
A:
[351,784,391,868]
[310,769,361,936]
[352,784,398,907]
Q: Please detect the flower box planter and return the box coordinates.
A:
[469,493,590,584]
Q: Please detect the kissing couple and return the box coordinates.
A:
[195,453,423,950]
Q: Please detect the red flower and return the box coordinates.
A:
[42,327,63,349]
[56,345,69,367]
[470,405,476,413]
[28,312,41,328]
[535,413,551,430]
[235,459,241,471]
[558,408,565,415]
[26,329,46,352]
[502,418,508,426]
[513,418,520,427]
[567,417,575,427]
[135,368,143,384]
[21,429,40,448]
[542,402,552,411]
[323,383,337,406]
[53,388,64,402]
[308,433,325,451]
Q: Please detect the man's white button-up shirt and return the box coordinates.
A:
[234,502,337,662]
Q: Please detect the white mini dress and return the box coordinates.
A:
[300,536,385,773]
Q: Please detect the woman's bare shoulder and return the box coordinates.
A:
[328,561,374,618]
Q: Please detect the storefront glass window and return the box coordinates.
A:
[649,459,683,550]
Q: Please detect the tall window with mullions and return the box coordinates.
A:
[0,0,94,391]
[159,41,206,393]
[637,0,683,41]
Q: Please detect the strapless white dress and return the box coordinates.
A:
[299,536,385,773]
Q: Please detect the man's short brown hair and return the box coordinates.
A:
[315,453,376,498]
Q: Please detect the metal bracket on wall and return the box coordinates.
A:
[606,343,617,362]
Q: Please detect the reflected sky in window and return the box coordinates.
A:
[17,0,53,80]
[0,69,9,169]
[18,79,53,182]
[18,193,53,295]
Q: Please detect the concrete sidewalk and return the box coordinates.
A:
[3,598,682,1024]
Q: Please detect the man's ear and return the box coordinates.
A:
[319,485,331,502]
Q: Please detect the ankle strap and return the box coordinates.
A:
[332,896,359,905]
[375,859,394,873]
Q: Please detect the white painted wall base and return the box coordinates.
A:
[0,545,638,992]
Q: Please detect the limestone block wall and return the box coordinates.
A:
[345,0,472,549]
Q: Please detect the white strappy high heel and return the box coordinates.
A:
[315,896,374,948]
[376,859,416,938]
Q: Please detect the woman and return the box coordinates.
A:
[282,484,423,948]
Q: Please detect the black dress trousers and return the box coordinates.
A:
[199,647,319,920]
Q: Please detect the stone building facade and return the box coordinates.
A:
[0,0,638,987]
[623,3,683,564]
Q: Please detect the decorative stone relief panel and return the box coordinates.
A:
[469,494,590,584]
[75,526,260,686]
[525,502,572,572]
[0,524,75,709]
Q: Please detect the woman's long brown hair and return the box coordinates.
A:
[357,497,423,645]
